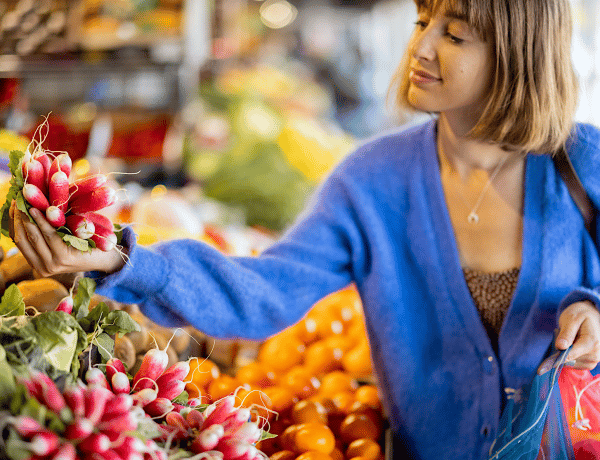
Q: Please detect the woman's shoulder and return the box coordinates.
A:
[335,118,435,176]
[569,122,600,156]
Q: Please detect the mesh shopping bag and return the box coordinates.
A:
[558,366,600,456]
[488,348,575,460]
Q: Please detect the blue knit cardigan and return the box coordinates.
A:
[92,119,600,460]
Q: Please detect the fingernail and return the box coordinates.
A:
[30,208,39,218]
[556,338,569,348]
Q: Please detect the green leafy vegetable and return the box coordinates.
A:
[0,284,25,317]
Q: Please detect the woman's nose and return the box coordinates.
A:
[411,27,437,61]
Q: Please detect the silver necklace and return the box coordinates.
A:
[465,155,509,224]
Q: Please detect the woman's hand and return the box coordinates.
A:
[556,300,600,370]
[9,200,126,277]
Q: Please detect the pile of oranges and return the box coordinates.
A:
[184,285,386,460]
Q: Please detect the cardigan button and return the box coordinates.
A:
[483,355,495,374]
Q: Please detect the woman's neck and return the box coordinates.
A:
[436,114,515,177]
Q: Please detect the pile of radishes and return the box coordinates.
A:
[20,148,118,252]
[9,344,271,460]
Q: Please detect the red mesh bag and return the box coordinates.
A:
[558,367,600,457]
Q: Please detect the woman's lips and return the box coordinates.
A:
[410,69,441,85]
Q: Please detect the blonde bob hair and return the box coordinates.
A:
[390,0,579,155]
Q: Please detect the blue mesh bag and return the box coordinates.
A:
[488,348,575,460]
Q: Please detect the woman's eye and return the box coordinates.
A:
[414,20,428,29]
[447,33,464,44]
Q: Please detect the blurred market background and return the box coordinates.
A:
[0,2,600,458]
[1,0,599,236]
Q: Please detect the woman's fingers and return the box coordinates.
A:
[12,207,47,272]
[28,207,65,251]
[557,302,600,370]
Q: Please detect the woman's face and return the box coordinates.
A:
[406,5,494,125]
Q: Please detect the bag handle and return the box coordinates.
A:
[553,147,596,237]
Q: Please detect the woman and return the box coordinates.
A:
[10,0,600,458]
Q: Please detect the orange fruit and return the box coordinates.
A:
[262,385,298,418]
[186,357,220,389]
[339,413,381,445]
[323,334,355,352]
[349,402,384,428]
[319,371,358,397]
[280,424,303,451]
[342,343,373,377]
[330,390,356,415]
[289,317,319,344]
[206,374,239,401]
[329,447,345,460]
[295,453,333,460]
[291,400,328,425]
[346,438,382,460]
[303,340,343,375]
[354,385,381,410]
[259,335,305,372]
[236,386,269,412]
[269,451,296,460]
[294,422,336,454]
[279,366,320,399]
[235,361,276,388]
[295,452,333,460]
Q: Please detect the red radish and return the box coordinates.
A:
[105,358,126,381]
[64,418,94,440]
[132,388,158,407]
[78,433,111,454]
[69,185,117,214]
[55,295,73,314]
[203,395,237,428]
[23,183,49,212]
[227,421,262,444]
[83,211,114,234]
[190,424,225,452]
[216,438,251,459]
[34,372,68,418]
[132,348,169,391]
[46,206,66,228]
[165,411,189,431]
[22,159,46,193]
[68,174,108,199]
[33,151,52,180]
[156,378,185,401]
[100,394,133,420]
[63,385,85,417]
[156,361,191,386]
[65,214,95,239]
[220,408,251,435]
[51,442,76,460]
[48,171,69,213]
[98,410,137,433]
[143,397,174,417]
[28,431,60,456]
[10,415,45,437]
[185,408,205,429]
[48,153,72,179]
[113,436,146,460]
[111,371,130,394]
[85,367,109,389]
[84,386,113,424]
[91,225,117,252]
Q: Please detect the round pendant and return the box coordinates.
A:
[467,212,479,224]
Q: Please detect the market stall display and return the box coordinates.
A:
[0,128,386,459]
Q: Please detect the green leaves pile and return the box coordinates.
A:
[0,277,139,405]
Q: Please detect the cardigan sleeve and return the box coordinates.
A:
[88,170,363,340]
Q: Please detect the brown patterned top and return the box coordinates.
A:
[463,267,520,343]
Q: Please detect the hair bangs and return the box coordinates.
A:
[413,0,493,40]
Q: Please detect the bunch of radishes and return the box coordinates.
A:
[12,370,161,460]
[20,148,118,252]
[88,345,270,460]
